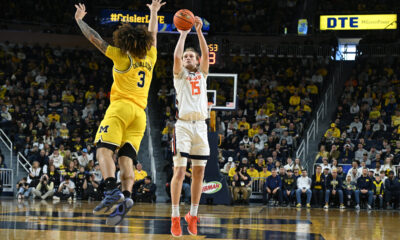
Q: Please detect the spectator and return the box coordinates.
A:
[355,168,373,210]
[49,148,64,168]
[27,160,42,188]
[347,116,363,133]
[134,176,157,203]
[343,175,357,207]
[320,157,331,173]
[372,174,384,209]
[354,144,368,162]
[293,158,303,173]
[324,123,340,138]
[77,148,90,168]
[283,169,296,206]
[263,168,283,206]
[324,169,345,209]
[32,175,54,200]
[54,175,75,201]
[232,166,252,204]
[382,157,396,176]
[311,165,325,207]
[16,177,31,200]
[83,174,101,201]
[247,164,259,178]
[296,169,312,208]
[329,145,340,161]
[384,171,400,209]
[134,163,148,181]
[347,167,361,182]
[284,157,294,171]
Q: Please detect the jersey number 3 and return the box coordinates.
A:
[138,71,145,88]
[190,81,200,95]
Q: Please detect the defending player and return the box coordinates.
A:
[170,17,209,237]
[74,0,165,225]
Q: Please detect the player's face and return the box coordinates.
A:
[183,51,198,70]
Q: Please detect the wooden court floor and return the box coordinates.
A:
[0,199,399,240]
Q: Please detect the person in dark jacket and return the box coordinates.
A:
[355,168,373,210]
[311,165,325,207]
[263,168,283,206]
[283,169,296,205]
[372,174,384,209]
[324,169,345,209]
[384,171,400,209]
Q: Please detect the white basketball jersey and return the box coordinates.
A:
[174,68,208,121]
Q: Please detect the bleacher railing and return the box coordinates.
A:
[17,152,31,174]
[0,168,13,193]
[250,177,267,199]
[296,77,335,171]
[0,129,13,169]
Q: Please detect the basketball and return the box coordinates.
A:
[173,9,195,31]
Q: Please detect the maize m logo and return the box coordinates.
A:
[320,14,397,30]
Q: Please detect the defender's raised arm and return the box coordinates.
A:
[146,0,166,48]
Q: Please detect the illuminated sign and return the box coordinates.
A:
[320,14,397,30]
[100,9,210,33]
[202,181,222,194]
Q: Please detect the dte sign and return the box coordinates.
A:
[327,17,358,28]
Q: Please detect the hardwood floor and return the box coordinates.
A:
[0,199,399,240]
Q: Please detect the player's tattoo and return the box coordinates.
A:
[76,19,108,54]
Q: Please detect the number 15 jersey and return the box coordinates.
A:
[106,45,157,109]
[174,69,208,121]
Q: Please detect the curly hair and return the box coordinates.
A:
[113,24,153,59]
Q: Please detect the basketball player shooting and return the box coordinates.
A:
[170,16,210,237]
[74,0,165,225]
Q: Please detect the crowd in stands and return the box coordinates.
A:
[0,41,154,202]
[312,57,400,210]
[318,0,400,12]
[160,52,330,203]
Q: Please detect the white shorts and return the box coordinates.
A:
[172,120,209,167]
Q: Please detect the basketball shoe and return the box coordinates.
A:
[171,217,182,237]
[185,212,199,236]
[106,198,134,226]
[93,188,124,215]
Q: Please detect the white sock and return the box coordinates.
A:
[190,204,199,216]
[172,205,180,218]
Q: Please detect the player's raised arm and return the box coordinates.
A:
[74,3,108,55]
[173,29,190,76]
[194,16,209,76]
[146,0,166,48]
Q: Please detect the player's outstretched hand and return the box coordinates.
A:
[194,16,203,32]
[75,3,87,21]
[177,29,191,35]
[147,0,166,12]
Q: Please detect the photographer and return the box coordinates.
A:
[83,174,101,201]
[232,166,252,204]
[134,176,157,203]
[32,175,54,200]
[16,177,31,200]
[53,175,75,201]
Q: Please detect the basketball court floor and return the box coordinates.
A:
[0,199,398,240]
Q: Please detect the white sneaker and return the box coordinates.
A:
[367,205,372,210]
[324,204,329,209]
[53,196,60,200]
[340,204,345,209]
[355,204,360,210]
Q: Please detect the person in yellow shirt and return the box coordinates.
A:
[306,82,318,95]
[247,164,260,178]
[289,92,301,106]
[62,91,75,103]
[324,123,341,138]
[48,110,60,123]
[134,163,148,181]
[259,166,272,178]
[369,106,381,120]
[392,110,400,127]
[74,1,164,223]
[85,85,97,100]
[229,162,240,181]
[238,117,250,130]
[295,100,312,113]
[248,123,259,138]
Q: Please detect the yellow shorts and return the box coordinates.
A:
[94,99,146,153]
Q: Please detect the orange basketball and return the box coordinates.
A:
[173,9,195,31]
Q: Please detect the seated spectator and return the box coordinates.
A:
[75,166,87,199]
[77,148,91,168]
[354,144,368,162]
[32,175,54,200]
[293,158,303,173]
[329,145,340,161]
[27,160,42,189]
[83,174,101,201]
[232,166,252,204]
[320,157,331,173]
[49,148,63,169]
[324,169,345,209]
[315,145,329,162]
[347,116,363,133]
[263,168,283,206]
[284,157,294,171]
[372,174,384,209]
[384,171,400,209]
[54,175,76,201]
[355,168,373,210]
[343,175,357,207]
[134,163,148,181]
[324,123,340,139]
[16,177,31,200]
[283,169,296,206]
[382,157,396,177]
[134,176,156,203]
[296,169,312,208]
[311,165,325,207]
[247,164,259,179]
